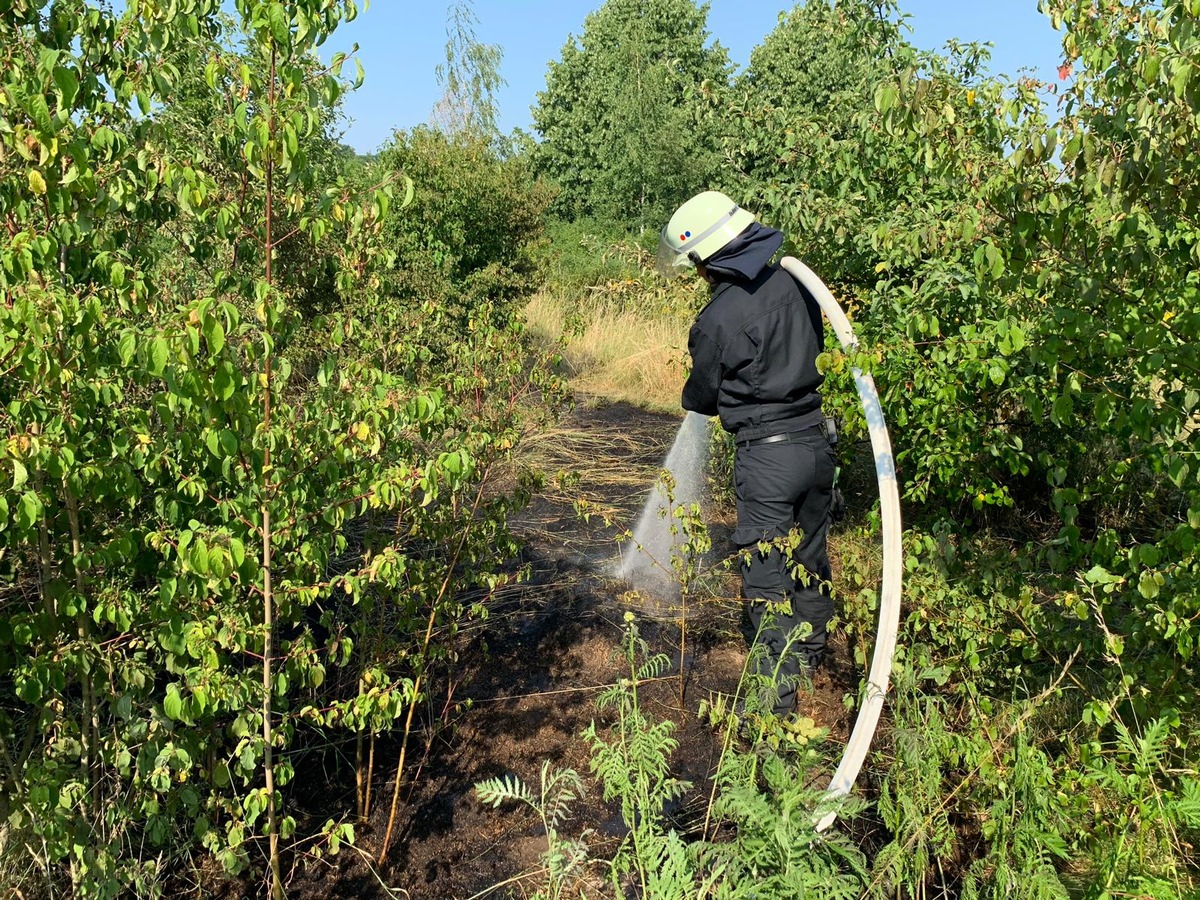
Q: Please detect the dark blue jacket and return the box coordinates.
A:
[681,264,825,440]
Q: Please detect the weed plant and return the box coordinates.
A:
[585,614,691,894]
[475,611,869,900]
[475,761,594,900]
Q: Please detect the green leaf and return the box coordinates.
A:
[1138,571,1162,600]
[203,317,225,357]
[52,66,79,108]
[1085,565,1122,585]
[874,83,899,114]
[12,459,28,491]
[16,492,42,530]
[268,3,290,45]
[149,337,169,376]
[1051,394,1074,425]
[28,94,53,134]
[207,547,229,579]
[190,538,209,575]
[118,331,137,367]
[1004,323,1025,355]
[1144,53,1161,84]
[213,362,236,401]
[1172,63,1190,100]
[164,685,184,721]
[1168,457,1189,489]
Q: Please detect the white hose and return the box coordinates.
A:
[779,257,904,833]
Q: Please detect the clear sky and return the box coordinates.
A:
[329,1,1066,154]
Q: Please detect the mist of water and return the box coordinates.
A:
[616,412,710,607]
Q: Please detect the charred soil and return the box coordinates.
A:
[272,400,861,900]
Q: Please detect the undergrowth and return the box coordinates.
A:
[475,613,867,899]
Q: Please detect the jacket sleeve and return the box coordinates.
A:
[681,323,721,416]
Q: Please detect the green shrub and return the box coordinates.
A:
[0,5,558,896]
[374,127,553,330]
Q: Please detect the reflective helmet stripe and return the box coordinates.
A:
[667,204,741,255]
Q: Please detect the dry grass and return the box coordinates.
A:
[518,422,676,525]
[524,288,690,410]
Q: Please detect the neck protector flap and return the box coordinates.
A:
[703,222,785,281]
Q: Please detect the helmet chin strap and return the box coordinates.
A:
[779,257,904,834]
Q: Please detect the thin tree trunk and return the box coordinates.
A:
[64,488,98,816]
[261,41,284,900]
[377,477,488,865]
[364,732,376,821]
[356,727,366,822]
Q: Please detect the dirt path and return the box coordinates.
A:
[287,400,859,900]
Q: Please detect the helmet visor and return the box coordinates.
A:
[656,229,689,279]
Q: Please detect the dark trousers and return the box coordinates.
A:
[733,427,835,715]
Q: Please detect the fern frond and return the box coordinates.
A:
[1172,777,1200,827]
[636,651,672,681]
[474,772,536,810]
[541,761,585,829]
[642,830,696,900]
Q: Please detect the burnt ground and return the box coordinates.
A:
[278,400,861,900]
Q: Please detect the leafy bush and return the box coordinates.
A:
[704,1,1200,894]
[376,126,553,313]
[0,3,557,896]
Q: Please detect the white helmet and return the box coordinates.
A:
[657,190,757,277]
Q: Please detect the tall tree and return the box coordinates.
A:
[532,0,731,229]
[430,0,505,140]
[740,0,901,128]
[715,0,1002,286]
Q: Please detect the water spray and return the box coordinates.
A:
[616,411,710,610]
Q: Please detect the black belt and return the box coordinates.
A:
[737,422,824,448]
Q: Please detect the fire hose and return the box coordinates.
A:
[780,257,904,832]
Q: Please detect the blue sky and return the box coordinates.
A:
[329,1,1066,154]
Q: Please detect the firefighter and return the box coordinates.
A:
[658,190,835,717]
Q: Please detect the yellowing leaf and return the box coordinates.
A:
[27,169,46,195]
